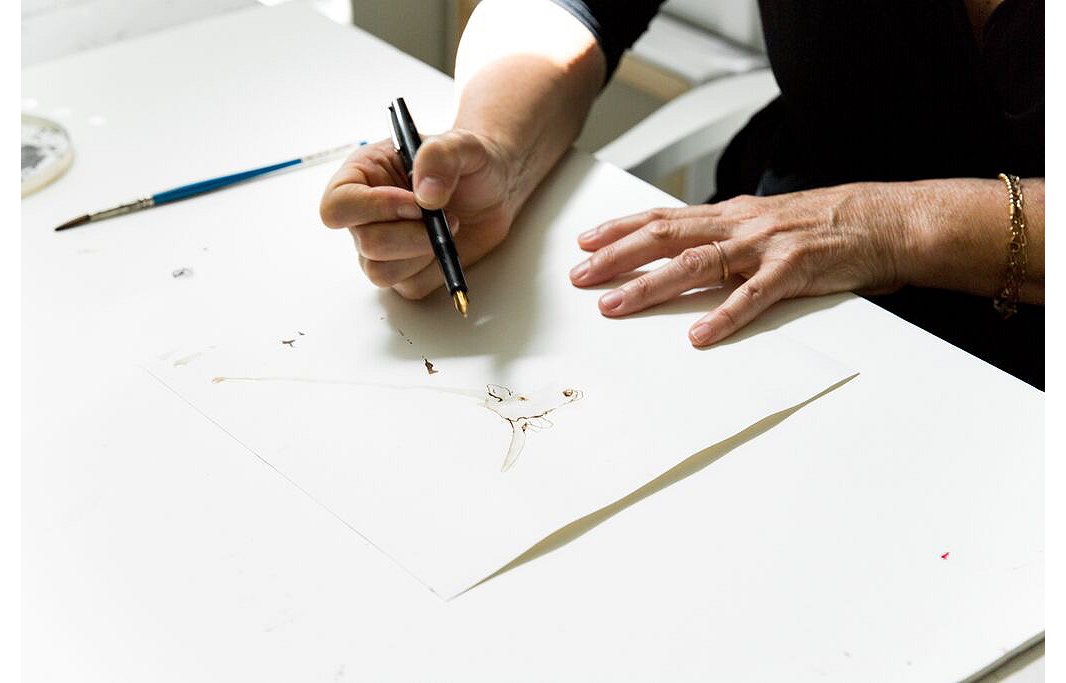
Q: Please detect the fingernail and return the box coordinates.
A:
[578,227,599,242]
[397,204,422,220]
[600,290,623,311]
[570,260,590,282]
[690,323,713,345]
[415,176,446,206]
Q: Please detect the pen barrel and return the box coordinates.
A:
[422,209,466,293]
[389,98,422,172]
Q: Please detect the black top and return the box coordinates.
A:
[550,0,1045,388]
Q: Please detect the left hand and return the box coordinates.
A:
[568,183,914,346]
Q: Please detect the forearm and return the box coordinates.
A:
[453,0,605,217]
[901,177,1044,303]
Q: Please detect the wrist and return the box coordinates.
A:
[897,178,1024,298]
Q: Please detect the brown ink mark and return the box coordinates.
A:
[211,376,225,383]
[171,267,193,278]
[282,339,296,347]
[483,384,584,472]
[423,357,438,375]
[298,331,305,336]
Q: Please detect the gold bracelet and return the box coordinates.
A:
[992,173,1028,319]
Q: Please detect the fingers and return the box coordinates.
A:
[576,205,725,252]
[389,227,504,300]
[595,243,731,317]
[350,215,459,261]
[411,130,491,209]
[360,253,436,289]
[321,184,422,228]
[571,216,728,287]
[320,139,421,229]
[356,218,490,300]
[688,263,795,346]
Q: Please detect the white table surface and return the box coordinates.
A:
[21,3,1044,681]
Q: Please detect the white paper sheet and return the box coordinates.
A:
[148,155,855,598]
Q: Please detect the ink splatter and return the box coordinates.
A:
[171,267,193,278]
[423,357,438,375]
[281,339,296,347]
[482,384,584,471]
[940,552,950,560]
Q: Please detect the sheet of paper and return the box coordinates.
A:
[148,154,855,598]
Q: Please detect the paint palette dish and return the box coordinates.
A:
[22,113,74,197]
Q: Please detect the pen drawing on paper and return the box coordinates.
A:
[482,384,584,471]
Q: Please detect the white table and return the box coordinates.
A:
[22,3,1044,681]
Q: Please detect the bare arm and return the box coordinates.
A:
[321,0,607,299]
[424,0,607,217]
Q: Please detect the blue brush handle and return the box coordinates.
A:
[151,158,301,205]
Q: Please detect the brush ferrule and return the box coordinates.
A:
[91,196,153,221]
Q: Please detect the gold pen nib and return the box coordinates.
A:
[453,290,469,318]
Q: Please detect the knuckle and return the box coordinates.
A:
[738,280,766,306]
[353,230,386,260]
[394,280,433,300]
[647,207,675,221]
[361,260,395,288]
[627,275,653,302]
[646,220,676,242]
[590,244,617,270]
[716,305,741,331]
[319,198,343,228]
[678,247,710,275]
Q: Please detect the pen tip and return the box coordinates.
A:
[453,290,469,318]
[54,215,90,232]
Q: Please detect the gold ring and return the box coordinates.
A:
[711,241,729,282]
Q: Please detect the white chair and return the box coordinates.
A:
[596,68,778,192]
[595,0,779,203]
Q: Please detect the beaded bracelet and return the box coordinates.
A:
[992,173,1028,319]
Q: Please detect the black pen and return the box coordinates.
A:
[388,97,469,318]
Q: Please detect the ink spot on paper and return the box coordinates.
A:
[282,339,296,348]
[211,377,225,384]
[482,384,584,472]
[171,267,193,278]
[940,552,949,560]
[422,357,439,375]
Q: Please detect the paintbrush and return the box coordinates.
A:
[54,141,365,231]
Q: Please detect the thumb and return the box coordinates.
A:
[411,129,490,210]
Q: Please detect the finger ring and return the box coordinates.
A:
[711,241,729,282]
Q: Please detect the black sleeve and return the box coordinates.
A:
[546,0,667,81]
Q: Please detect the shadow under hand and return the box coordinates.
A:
[463,372,857,596]
[597,271,853,350]
[375,151,604,375]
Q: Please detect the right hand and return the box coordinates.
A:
[320,130,517,299]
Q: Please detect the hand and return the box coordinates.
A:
[569,183,914,345]
[320,130,518,298]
